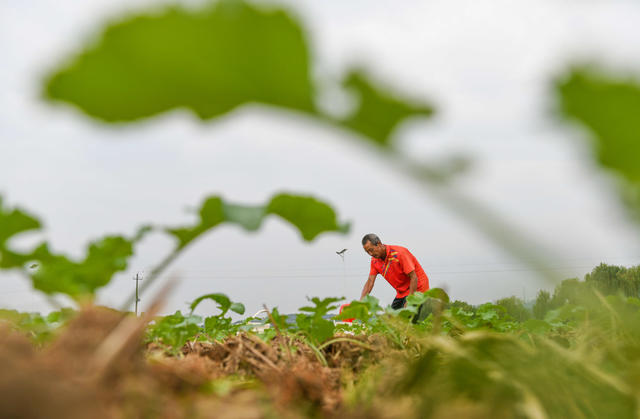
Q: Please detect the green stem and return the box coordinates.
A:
[305,340,328,367]
[318,337,375,351]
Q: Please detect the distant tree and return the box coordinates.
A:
[550,278,584,307]
[533,290,552,319]
[585,263,627,296]
[619,266,640,298]
[449,300,475,313]
[495,296,531,322]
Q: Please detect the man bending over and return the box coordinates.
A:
[360,233,429,309]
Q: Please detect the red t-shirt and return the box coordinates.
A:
[369,244,429,298]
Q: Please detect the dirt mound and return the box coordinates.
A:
[0,306,177,419]
[322,334,386,371]
[45,305,126,375]
[0,308,385,418]
[180,333,345,413]
[0,323,109,419]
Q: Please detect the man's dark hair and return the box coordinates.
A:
[362,233,381,246]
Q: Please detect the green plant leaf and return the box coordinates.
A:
[190,293,232,315]
[166,194,349,249]
[299,296,343,317]
[229,302,246,315]
[45,0,315,122]
[43,1,435,148]
[0,195,141,299]
[556,67,640,218]
[266,194,349,241]
[166,197,225,249]
[146,310,202,353]
[268,307,290,331]
[339,70,434,147]
[425,287,450,303]
[523,318,553,335]
[28,236,134,298]
[335,296,382,323]
[0,197,42,268]
[222,203,266,232]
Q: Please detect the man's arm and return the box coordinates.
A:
[403,271,419,308]
[360,274,377,300]
[408,270,418,295]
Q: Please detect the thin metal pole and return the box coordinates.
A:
[134,272,141,316]
[336,249,348,297]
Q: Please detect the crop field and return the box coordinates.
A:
[2,264,640,418]
[3,0,640,418]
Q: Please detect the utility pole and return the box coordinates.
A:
[336,249,348,297]
[133,272,144,316]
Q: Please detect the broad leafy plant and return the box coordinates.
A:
[191,293,246,342]
[295,296,343,345]
[0,193,348,304]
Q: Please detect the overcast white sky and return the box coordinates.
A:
[2,0,640,316]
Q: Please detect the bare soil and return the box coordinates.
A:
[0,306,384,418]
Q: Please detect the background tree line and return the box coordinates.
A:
[448,263,640,322]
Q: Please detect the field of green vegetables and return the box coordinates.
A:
[2,263,640,418]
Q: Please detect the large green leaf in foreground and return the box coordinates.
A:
[44,0,434,148]
[29,237,134,297]
[167,193,349,249]
[0,197,41,268]
[45,0,315,121]
[340,71,434,147]
[0,197,139,297]
[556,67,640,218]
[0,192,347,299]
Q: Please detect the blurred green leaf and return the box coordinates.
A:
[229,302,246,315]
[556,67,640,217]
[395,332,636,418]
[339,70,434,147]
[166,197,225,249]
[167,194,349,249]
[45,0,315,121]
[0,308,76,345]
[222,203,266,232]
[523,318,552,335]
[28,236,134,298]
[266,194,349,241]
[0,195,139,299]
[425,287,450,303]
[43,1,434,148]
[0,197,42,268]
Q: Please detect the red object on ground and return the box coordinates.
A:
[339,303,354,323]
[369,244,429,298]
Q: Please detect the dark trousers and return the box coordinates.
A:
[392,296,432,323]
[391,297,406,310]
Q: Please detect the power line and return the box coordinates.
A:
[169,263,621,281]
[176,256,640,274]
